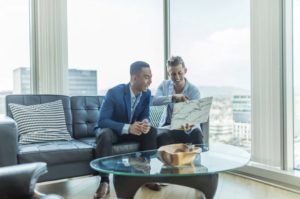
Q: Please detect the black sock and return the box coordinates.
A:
[101,176,109,183]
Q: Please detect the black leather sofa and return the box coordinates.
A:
[0,94,209,182]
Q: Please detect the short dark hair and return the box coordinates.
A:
[167,56,185,68]
[130,61,150,75]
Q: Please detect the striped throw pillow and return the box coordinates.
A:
[9,100,72,144]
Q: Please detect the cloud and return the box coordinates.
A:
[189,27,250,69]
[184,27,250,89]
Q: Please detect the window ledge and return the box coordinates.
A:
[230,162,300,193]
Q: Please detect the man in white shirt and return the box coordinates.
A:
[152,56,203,147]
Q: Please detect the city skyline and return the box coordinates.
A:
[13,67,98,96]
[3,65,251,96]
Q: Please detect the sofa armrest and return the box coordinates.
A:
[0,162,47,199]
[0,116,18,166]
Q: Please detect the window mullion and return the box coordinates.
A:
[282,0,294,170]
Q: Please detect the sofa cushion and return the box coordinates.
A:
[71,96,104,139]
[78,137,140,155]
[9,100,72,144]
[6,95,73,135]
[18,140,93,165]
[149,105,167,128]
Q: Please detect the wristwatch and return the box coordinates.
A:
[171,95,178,103]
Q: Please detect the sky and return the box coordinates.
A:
[67,0,251,91]
[0,0,298,94]
[0,0,30,91]
[67,0,164,92]
[170,0,250,90]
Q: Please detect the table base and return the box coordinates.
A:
[113,173,218,199]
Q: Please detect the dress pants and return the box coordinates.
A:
[157,128,203,147]
[95,127,157,178]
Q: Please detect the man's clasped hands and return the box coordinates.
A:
[129,119,151,135]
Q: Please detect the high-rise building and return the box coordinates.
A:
[13,67,97,96]
[209,122,234,143]
[209,97,234,142]
[13,67,31,94]
[232,94,251,145]
[68,69,97,96]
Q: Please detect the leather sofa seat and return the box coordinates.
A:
[78,137,140,155]
[18,140,93,165]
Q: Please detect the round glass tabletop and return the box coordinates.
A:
[90,143,250,177]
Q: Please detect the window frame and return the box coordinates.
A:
[28,0,300,190]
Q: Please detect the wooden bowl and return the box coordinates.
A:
[158,143,202,166]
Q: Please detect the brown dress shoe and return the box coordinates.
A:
[94,182,110,199]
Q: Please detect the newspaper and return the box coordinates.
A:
[170,97,213,130]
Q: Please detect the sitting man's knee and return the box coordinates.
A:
[97,128,114,142]
[157,132,172,147]
[149,127,157,136]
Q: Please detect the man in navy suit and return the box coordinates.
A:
[93,61,157,199]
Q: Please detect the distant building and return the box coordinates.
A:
[68,69,97,96]
[13,67,31,94]
[232,95,251,143]
[13,67,97,96]
[210,122,233,135]
[208,97,234,144]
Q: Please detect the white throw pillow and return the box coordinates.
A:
[9,100,72,144]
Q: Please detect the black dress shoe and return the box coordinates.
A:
[94,182,110,199]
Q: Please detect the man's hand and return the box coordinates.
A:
[129,120,151,135]
[172,94,189,103]
[181,123,194,132]
[129,122,143,136]
[141,119,151,134]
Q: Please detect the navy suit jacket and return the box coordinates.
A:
[98,83,151,136]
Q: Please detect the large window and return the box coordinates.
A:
[170,0,251,151]
[67,0,164,96]
[0,0,30,115]
[294,0,300,169]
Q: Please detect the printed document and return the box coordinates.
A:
[170,97,213,130]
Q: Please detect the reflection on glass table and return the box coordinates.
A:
[90,143,250,199]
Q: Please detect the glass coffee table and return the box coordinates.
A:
[90,143,250,199]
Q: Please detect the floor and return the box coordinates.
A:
[37,173,300,199]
